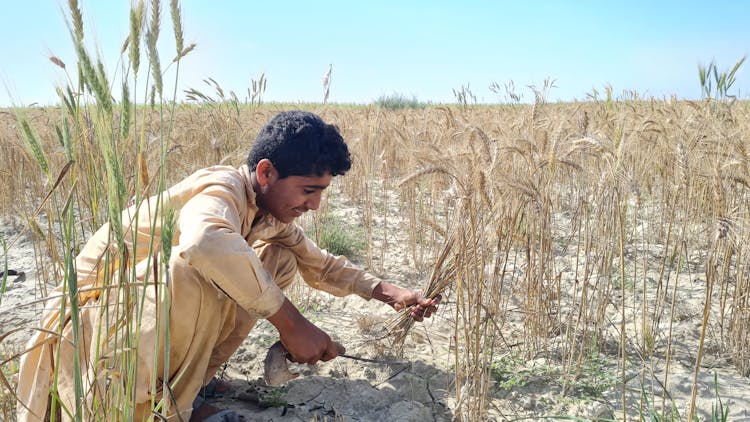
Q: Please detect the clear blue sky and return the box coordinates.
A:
[1,1,749,106]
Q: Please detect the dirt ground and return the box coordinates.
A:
[2,190,750,421]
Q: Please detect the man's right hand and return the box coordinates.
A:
[267,298,339,365]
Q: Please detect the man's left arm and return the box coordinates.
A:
[269,223,439,320]
[267,223,379,298]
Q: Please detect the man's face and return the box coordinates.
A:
[258,172,332,224]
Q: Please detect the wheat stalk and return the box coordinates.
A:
[129,1,144,74]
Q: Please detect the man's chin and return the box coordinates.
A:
[273,210,303,224]
[278,215,296,224]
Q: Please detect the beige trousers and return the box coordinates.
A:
[17,243,297,422]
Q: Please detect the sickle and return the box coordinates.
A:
[263,340,347,387]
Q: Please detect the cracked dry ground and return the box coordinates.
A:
[204,284,456,422]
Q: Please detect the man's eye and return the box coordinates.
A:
[304,189,316,194]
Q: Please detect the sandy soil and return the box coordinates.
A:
[2,192,750,421]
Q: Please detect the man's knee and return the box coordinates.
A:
[256,243,298,290]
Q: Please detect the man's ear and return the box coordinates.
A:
[256,159,276,186]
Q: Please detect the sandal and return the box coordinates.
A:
[0,269,25,283]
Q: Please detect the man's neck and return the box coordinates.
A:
[250,170,269,224]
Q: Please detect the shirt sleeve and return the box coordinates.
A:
[176,174,285,319]
[265,222,382,299]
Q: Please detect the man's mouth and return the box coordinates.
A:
[291,208,305,216]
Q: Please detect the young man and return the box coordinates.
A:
[16,110,438,421]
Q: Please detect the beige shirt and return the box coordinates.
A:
[76,164,381,319]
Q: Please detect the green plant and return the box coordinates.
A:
[568,357,618,400]
[259,387,288,408]
[308,215,364,260]
[0,343,21,422]
[490,354,528,390]
[5,0,192,419]
[373,93,426,110]
[613,273,635,291]
[709,372,729,422]
[698,56,746,101]
[249,73,267,106]
[637,372,729,422]
[490,353,557,391]
[1,235,7,304]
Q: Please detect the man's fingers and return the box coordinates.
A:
[418,295,441,307]
[287,353,306,364]
[288,347,336,365]
[394,290,441,321]
[423,305,435,318]
[410,300,439,320]
[320,341,340,362]
[410,305,425,321]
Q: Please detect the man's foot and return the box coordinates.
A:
[197,377,232,399]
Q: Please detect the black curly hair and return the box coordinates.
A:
[246,110,352,178]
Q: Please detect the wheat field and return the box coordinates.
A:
[3,98,750,420]
[1,0,749,420]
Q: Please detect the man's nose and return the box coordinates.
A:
[305,192,322,210]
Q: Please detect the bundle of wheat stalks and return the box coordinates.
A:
[387,229,457,352]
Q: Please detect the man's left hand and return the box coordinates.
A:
[372,281,441,322]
